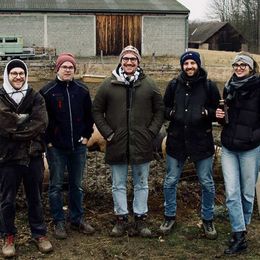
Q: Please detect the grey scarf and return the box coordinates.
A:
[225,74,257,101]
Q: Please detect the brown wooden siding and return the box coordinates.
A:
[96,15,141,56]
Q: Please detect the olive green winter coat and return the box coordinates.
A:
[93,70,164,164]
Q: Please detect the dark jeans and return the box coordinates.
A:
[0,157,47,238]
[46,145,87,224]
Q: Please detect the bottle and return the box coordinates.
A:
[218,99,229,124]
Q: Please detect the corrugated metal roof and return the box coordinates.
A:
[189,22,228,44]
[0,0,189,14]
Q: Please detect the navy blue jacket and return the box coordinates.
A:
[40,78,94,150]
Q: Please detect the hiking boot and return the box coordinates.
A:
[33,236,53,253]
[111,215,128,237]
[54,221,67,239]
[134,215,152,238]
[2,234,15,258]
[70,220,95,235]
[202,219,217,240]
[160,217,176,234]
[224,231,247,255]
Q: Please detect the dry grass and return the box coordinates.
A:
[76,49,260,86]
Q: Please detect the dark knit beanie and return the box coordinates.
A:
[55,53,76,72]
[180,51,201,69]
[7,59,27,76]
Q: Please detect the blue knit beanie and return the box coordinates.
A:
[180,51,201,69]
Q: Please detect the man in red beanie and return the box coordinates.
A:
[40,53,95,239]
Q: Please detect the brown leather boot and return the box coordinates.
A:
[2,234,16,258]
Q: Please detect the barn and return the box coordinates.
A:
[0,0,189,57]
[189,22,248,52]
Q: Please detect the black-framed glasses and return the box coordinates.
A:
[122,57,138,62]
[60,65,74,71]
[232,63,248,70]
[10,71,25,77]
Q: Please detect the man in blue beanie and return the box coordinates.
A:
[160,50,221,239]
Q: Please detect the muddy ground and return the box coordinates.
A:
[1,151,260,260]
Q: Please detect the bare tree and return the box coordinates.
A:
[210,0,260,53]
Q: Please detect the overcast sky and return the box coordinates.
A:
[177,0,212,21]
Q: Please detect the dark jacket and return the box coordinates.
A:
[40,78,94,150]
[0,87,48,166]
[93,68,164,164]
[221,75,260,151]
[164,68,221,161]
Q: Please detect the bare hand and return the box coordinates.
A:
[216,108,225,118]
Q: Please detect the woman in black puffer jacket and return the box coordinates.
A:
[216,52,260,255]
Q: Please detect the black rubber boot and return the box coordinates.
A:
[224,231,247,255]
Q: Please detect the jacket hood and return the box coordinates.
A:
[2,59,29,104]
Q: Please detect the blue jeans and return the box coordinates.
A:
[111,163,150,216]
[46,145,87,224]
[221,145,260,232]
[163,154,215,220]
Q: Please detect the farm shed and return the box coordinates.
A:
[0,0,189,57]
[189,22,248,52]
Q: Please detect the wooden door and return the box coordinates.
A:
[96,15,142,56]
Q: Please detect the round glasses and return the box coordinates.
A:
[10,71,25,77]
[232,63,248,70]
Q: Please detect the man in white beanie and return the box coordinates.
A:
[93,45,164,237]
[0,59,53,257]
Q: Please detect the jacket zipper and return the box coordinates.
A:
[66,82,74,150]
[126,82,134,163]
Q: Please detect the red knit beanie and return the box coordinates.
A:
[55,53,76,72]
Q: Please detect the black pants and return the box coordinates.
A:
[0,157,47,238]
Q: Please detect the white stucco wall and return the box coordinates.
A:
[142,15,188,57]
[0,13,95,57]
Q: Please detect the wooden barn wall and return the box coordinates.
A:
[96,15,141,56]
[208,25,244,52]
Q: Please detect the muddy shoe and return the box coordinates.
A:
[111,215,128,237]
[54,221,67,239]
[33,236,53,253]
[202,219,217,240]
[160,217,176,234]
[2,234,16,258]
[135,215,152,238]
[70,220,95,235]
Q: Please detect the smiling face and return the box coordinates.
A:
[57,61,75,81]
[121,53,139,75]
[182,59,199,77]
[8,67,26,90]
[232,62,252,78]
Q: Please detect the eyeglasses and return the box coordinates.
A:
[60,65,74,71]
[9,71,25,77]
[232,63,248,70]
[122,57,138,62]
